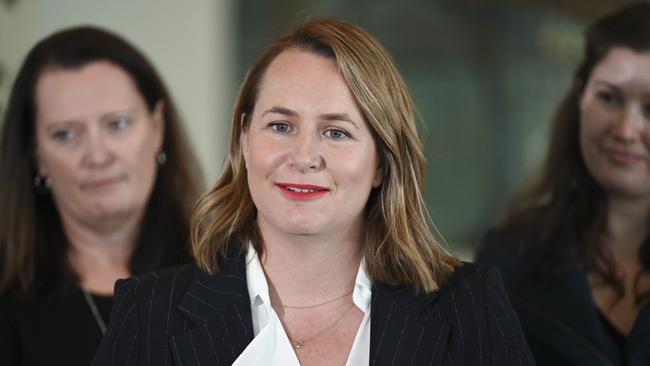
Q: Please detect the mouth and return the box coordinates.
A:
[604,148,644,165]
[276,183,330,199]
[81,175,126,190]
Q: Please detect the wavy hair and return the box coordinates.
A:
[192,18,458,293]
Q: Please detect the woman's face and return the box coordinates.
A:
[34,61,164,228]
[580,47,650,200]
[241,49,382,240]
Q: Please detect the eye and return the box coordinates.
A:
[108,116,131,130]
[323,128,350,140]
[596,90,622,108]
[52,129,74,142]
[270,122,292,133]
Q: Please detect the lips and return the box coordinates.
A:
[81,175,126,190]
[276,183,330,199]
[604,148,644,165]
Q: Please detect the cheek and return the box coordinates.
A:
[579,106,607,153]
[246,137,283,176]
[330,147,378,186]
[37,145,80,183]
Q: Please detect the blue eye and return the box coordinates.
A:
[52,129,74,142]
[108,116,131,130]
[270,122,291,133]
[597,91,622,107]
[324,128,349,140]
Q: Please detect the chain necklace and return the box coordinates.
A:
[287,302,356,350]
[81,288,108,334]
[280,290,353,309]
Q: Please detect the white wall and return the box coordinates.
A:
[0,0,235,182]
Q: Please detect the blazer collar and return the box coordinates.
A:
[171,249,254,366]
[370,282,450,366]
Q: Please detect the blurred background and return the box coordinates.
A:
[0,0,637,258]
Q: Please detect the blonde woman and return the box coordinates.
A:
[94,18,532,366]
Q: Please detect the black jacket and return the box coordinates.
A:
[92,252,533,365]
[476,228,650,366]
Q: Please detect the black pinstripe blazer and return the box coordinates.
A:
[92,253,534,366]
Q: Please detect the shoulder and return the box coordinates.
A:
[476,227,528,263]
[114,263,197,305]
[474,226,533,287]
[435,261,520,317]
[438,261,503,299]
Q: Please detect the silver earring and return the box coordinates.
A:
[157,151,167,165]
[34,176,52,190]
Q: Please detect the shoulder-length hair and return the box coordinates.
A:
[501,2,650,301]
[0,26,204,296]
[192,18,458,293]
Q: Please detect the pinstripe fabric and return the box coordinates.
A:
[93,253,534,366]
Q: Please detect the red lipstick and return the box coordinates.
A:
[276,183,329,200]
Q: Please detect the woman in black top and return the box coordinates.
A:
[0,26,203,366]
[476,3,650,365]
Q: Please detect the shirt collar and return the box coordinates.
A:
[246,245,270,309]
[245,244,372,312]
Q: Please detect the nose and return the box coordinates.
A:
[611,107,644,143]
[289,131,324,173]
[83,128,115,168]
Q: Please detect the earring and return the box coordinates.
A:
[157,151,167,165]
[34,175,52,191]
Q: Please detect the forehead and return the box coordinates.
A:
[590,47,650,87]
[35,61,144,123]
[255,49,356,108]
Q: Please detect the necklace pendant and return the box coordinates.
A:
[295,339,305,350]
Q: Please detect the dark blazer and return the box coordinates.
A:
[92,253,534,366]
[476,228,650,366]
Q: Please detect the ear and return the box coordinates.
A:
[152,100,166,152]
[240,113,249,168]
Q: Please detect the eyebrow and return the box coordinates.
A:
[262,106,297,118]
[43,109,135,130]
[592,80,622,92]
[592,80,650,98]
[262,106,360,129]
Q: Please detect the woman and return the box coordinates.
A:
[476,3,650,365]
[94,18,533,366]
[0,26,203,366]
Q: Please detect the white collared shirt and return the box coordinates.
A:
[232,246,372,366]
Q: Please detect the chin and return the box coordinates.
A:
[274,218,325,236]
[603,180,650,200]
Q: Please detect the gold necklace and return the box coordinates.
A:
[288,302,356,350]
[280,290,353,309]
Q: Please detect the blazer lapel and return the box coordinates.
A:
[171,253,254,366]
[370,283,450,366]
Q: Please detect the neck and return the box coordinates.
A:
[61,210,143,295]
[258,222,363,308]
[605,196,648,266]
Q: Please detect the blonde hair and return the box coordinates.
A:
[192,18,458,293]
